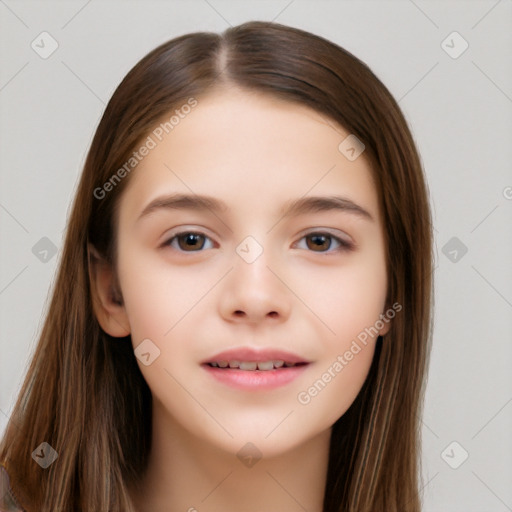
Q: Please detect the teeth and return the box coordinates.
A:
[256,361,274,371]
[239,361,258,370]
[209,359,294,370]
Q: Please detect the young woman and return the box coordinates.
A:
[0,21,434,511]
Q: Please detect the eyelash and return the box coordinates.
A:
[162,230,354,254]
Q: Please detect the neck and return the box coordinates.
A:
[131,401,331,512]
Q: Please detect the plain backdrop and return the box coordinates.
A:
[1,1,511,510]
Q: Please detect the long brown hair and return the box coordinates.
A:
[0,21,433,511]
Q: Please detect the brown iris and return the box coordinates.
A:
[306,234,333,252]
[177,233,206,251]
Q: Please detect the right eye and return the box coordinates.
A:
[163,231,215,252]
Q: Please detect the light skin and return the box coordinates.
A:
[91,86,390,512]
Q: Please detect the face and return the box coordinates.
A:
[110,87,390,458]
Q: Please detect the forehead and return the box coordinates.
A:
[117,88,380,224]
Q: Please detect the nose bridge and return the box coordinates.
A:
[219,233,291,322]
[233,235,277,297]
[248,255,276,283]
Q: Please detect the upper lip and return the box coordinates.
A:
[202,347,310,364]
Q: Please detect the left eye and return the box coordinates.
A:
[295,232,352,253]
[164,232,215,252]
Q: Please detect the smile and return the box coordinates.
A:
[202,361,310,390]
[207,360,305,370]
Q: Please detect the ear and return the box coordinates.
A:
[378,319,391,337]
[377,302,393,337]
[88,244,130,337]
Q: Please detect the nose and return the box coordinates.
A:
[218,247,292,325]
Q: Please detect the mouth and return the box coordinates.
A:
[205,360,307,371]
[201,347,311,390]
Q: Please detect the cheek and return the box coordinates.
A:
[118,247,213,343]
[295,344,376,431]
[291,253,386,416]
[292,251,388,342]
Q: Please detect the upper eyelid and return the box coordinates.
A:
[164,226,351,239]
[162,226,217,244]
[295,227,353,243]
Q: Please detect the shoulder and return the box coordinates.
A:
[0,464,25,512]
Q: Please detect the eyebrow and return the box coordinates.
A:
[136,193,374,222]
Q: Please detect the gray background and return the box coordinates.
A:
[1,1,511,510]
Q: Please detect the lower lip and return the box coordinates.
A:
[202,364,310,390]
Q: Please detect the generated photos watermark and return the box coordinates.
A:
[93,97,198,200]
[297,301,402,405]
